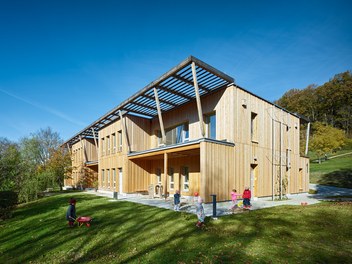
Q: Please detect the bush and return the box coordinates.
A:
[0,191,18,220]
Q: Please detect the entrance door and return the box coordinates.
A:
[299,168,303,191]
[118,168,123,194]
[250,164,258,197]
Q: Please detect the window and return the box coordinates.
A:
[118,130,122,151]
[101,169,105,187]
[107,169,110,188]
[286,149,291,169]
[156,168,162,185]
[112,133,116,153]
[101,138,105,156]
[169,167,174,190]
[158,123,189,146]
[182,167,189,191]
[251,112,258,142]
[106,136,110,155]
[205,113,216,139]
[112,168,116,188]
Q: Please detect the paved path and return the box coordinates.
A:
[86,184,352,218]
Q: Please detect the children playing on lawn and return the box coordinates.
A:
[66,198,77,227]
[174,190,180,211]
[242,187,252,209]
[230,189,241,210]
[195,196,205,228]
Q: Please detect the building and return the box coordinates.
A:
[63,56,310,202]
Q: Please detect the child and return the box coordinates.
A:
[242,187,252,209]
[230,189,240,210]
[174,190,181,211]
[195,196,205,228]
[66,198,77,227]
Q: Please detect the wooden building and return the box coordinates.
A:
[64,56,310,202]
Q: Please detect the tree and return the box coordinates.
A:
[45,148,72,191]
[0,138,22,191]
[309,122,346,163]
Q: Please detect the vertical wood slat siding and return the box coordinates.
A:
[201,141,235,202]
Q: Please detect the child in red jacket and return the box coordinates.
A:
[242,187,251,209]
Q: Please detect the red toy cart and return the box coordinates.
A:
[76,216,92,227]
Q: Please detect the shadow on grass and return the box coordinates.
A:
[317,169,352,188]
[2,194,352,264]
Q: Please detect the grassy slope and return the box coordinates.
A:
[1,193,351,264]
[310,151,352,188]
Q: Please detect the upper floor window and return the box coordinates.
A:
[106,135,110,155]
[158,123,189,146]
[101,138,105,156]
[205,113,216,139]
[118,130,123,151]
[251,112,258,142]
[112,133,116,153]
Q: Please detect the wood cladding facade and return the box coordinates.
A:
[65,84,309,202]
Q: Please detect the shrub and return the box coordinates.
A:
[0,191,18,220]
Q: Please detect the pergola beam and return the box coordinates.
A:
[192,62,205,137]
[154,87,166,144]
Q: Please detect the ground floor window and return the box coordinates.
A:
[182,166,189,191]
[169,167,174,190]
[101,169,105,187]
[107,169,110,189]
[113,168,116,188]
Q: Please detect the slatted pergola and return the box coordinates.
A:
[65,56,234,147]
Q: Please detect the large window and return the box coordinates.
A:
[158,123,189,146]
[205,113,216,139]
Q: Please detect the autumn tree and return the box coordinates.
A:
[309,122,346,163]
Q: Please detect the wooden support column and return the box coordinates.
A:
[191,61,205,137]
[305,122,311,156]
[91,128,99,159]
[164,152,168,199]
[154,87,166,144]
[119,110,131,153]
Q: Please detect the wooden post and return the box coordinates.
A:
[91,128,99,159]
[271,107,275,201]
[305,122,310,156]
[119,110,131,153]
[191,62,205,137]
[154,87,166,144]
[164,152,168,199]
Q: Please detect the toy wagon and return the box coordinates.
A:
[76,216,92,227]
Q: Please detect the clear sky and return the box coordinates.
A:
[0,0,351,142]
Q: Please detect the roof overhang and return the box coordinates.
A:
[64,56,234,147]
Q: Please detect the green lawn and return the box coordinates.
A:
[310,151,352,188]
[1,193,352,263]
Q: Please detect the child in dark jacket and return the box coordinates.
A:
[66,198,77,227]
[174,190,181,211]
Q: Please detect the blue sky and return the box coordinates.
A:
[0,0,351,142]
